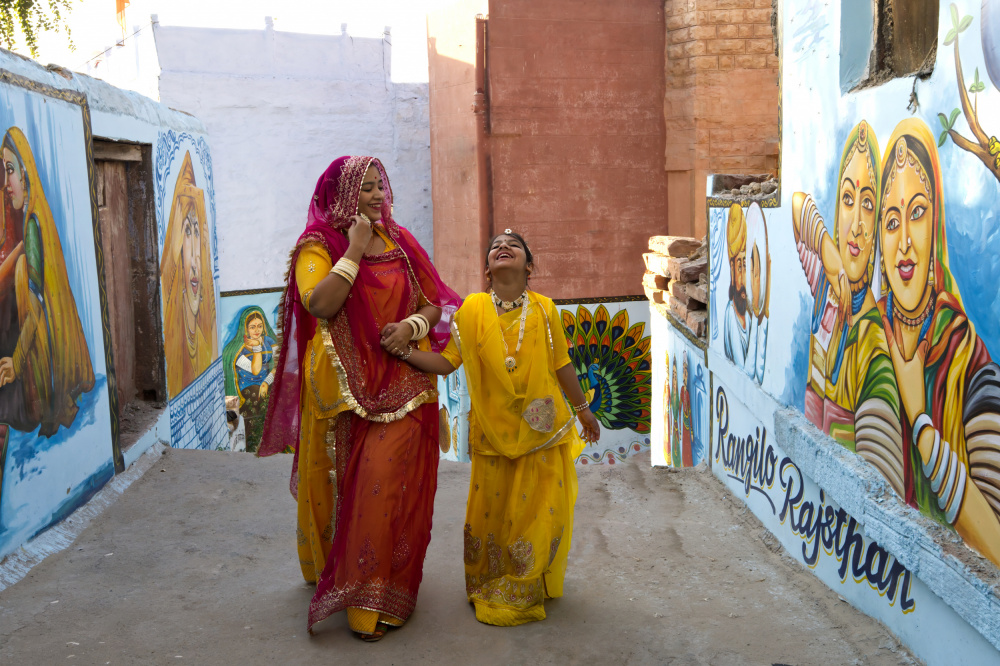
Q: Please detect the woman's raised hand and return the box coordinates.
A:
[347,214,373,250]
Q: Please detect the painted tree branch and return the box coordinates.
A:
[950,31,1000,180]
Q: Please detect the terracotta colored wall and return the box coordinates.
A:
[483,0,668,299]
[664,0,779,238]
[428,3,487,297]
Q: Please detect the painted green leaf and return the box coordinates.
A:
[974,82,986,92]
[951,3,960,28]
[938,112,950,128]
[959,15,973,32]
[939,130,948,147]
[945,29,958,46]
[950,108,962,127]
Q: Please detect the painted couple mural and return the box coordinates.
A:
[792,118,1000,566]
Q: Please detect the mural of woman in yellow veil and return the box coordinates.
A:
[877,118,1000,566]
[0,127,95,436]
[160,151,218,398]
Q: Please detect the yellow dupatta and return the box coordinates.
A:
[451,292,582,459]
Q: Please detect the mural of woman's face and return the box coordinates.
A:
[358,164,384,222]
[838,151,877,283]
[3,147,25,210]
[246,316,264,342]
[882,159,933,313]
[181,210,203,317]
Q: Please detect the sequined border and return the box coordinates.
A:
[308,577,417,629]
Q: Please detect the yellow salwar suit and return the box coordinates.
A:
[441,291,584,626]
[293,226,434,634]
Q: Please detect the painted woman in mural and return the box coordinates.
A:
[681,355,693,467]
[160,151,218,399]
[257,156,462,639]
[790,120,905,496]
[221,306,276,453]
[662,348,671,465]
[690,362,707,466]
[0,127,94,437]
[876,118,1000,566]
[723,202,769,384]
[670,359,681,467]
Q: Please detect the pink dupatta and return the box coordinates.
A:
[257,156,461,493]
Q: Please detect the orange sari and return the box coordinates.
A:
[295,228,439,634]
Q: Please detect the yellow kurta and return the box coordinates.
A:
[441,291,583,626]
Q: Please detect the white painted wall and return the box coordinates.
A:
[92,18,434,291]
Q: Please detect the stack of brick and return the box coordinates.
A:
[643,236,708,338]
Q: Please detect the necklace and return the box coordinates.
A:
[888,290,936,346]
[490,289,526,311]
[495,290,529,372]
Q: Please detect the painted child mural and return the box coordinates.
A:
[790,120,905,497]
[723,202,769,383]
[0,127,94,437]
[161,151,218,398]
[222,306,276,452]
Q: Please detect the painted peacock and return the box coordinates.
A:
[561,305,651,433]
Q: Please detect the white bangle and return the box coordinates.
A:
[404,314,430,340]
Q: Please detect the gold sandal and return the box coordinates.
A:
[357,627,387,642]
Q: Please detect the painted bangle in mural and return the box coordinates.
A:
[921,426,940,480]
[943,459,967,524]
[250,345,263,353]
[913,413,934,449]
[264,372,275,385]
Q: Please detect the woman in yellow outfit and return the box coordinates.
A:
[258,156,461,640]
[401,230,601,625]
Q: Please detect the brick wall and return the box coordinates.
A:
[483,0,669,299]
[663,0,779,238]
[427,1,487,297]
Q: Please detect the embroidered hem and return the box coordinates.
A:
[308,577,417,629]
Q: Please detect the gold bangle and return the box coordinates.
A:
[572,400,590,413]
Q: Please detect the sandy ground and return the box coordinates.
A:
[0,448,916,665]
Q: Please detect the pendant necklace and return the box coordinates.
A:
[492,289,529,372]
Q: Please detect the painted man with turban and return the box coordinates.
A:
[723,202,769,384]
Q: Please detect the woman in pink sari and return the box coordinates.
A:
[258,156,461,640]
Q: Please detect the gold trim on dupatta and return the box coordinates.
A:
[318,319,438,423]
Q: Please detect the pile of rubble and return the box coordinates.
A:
[642,236,708,338]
